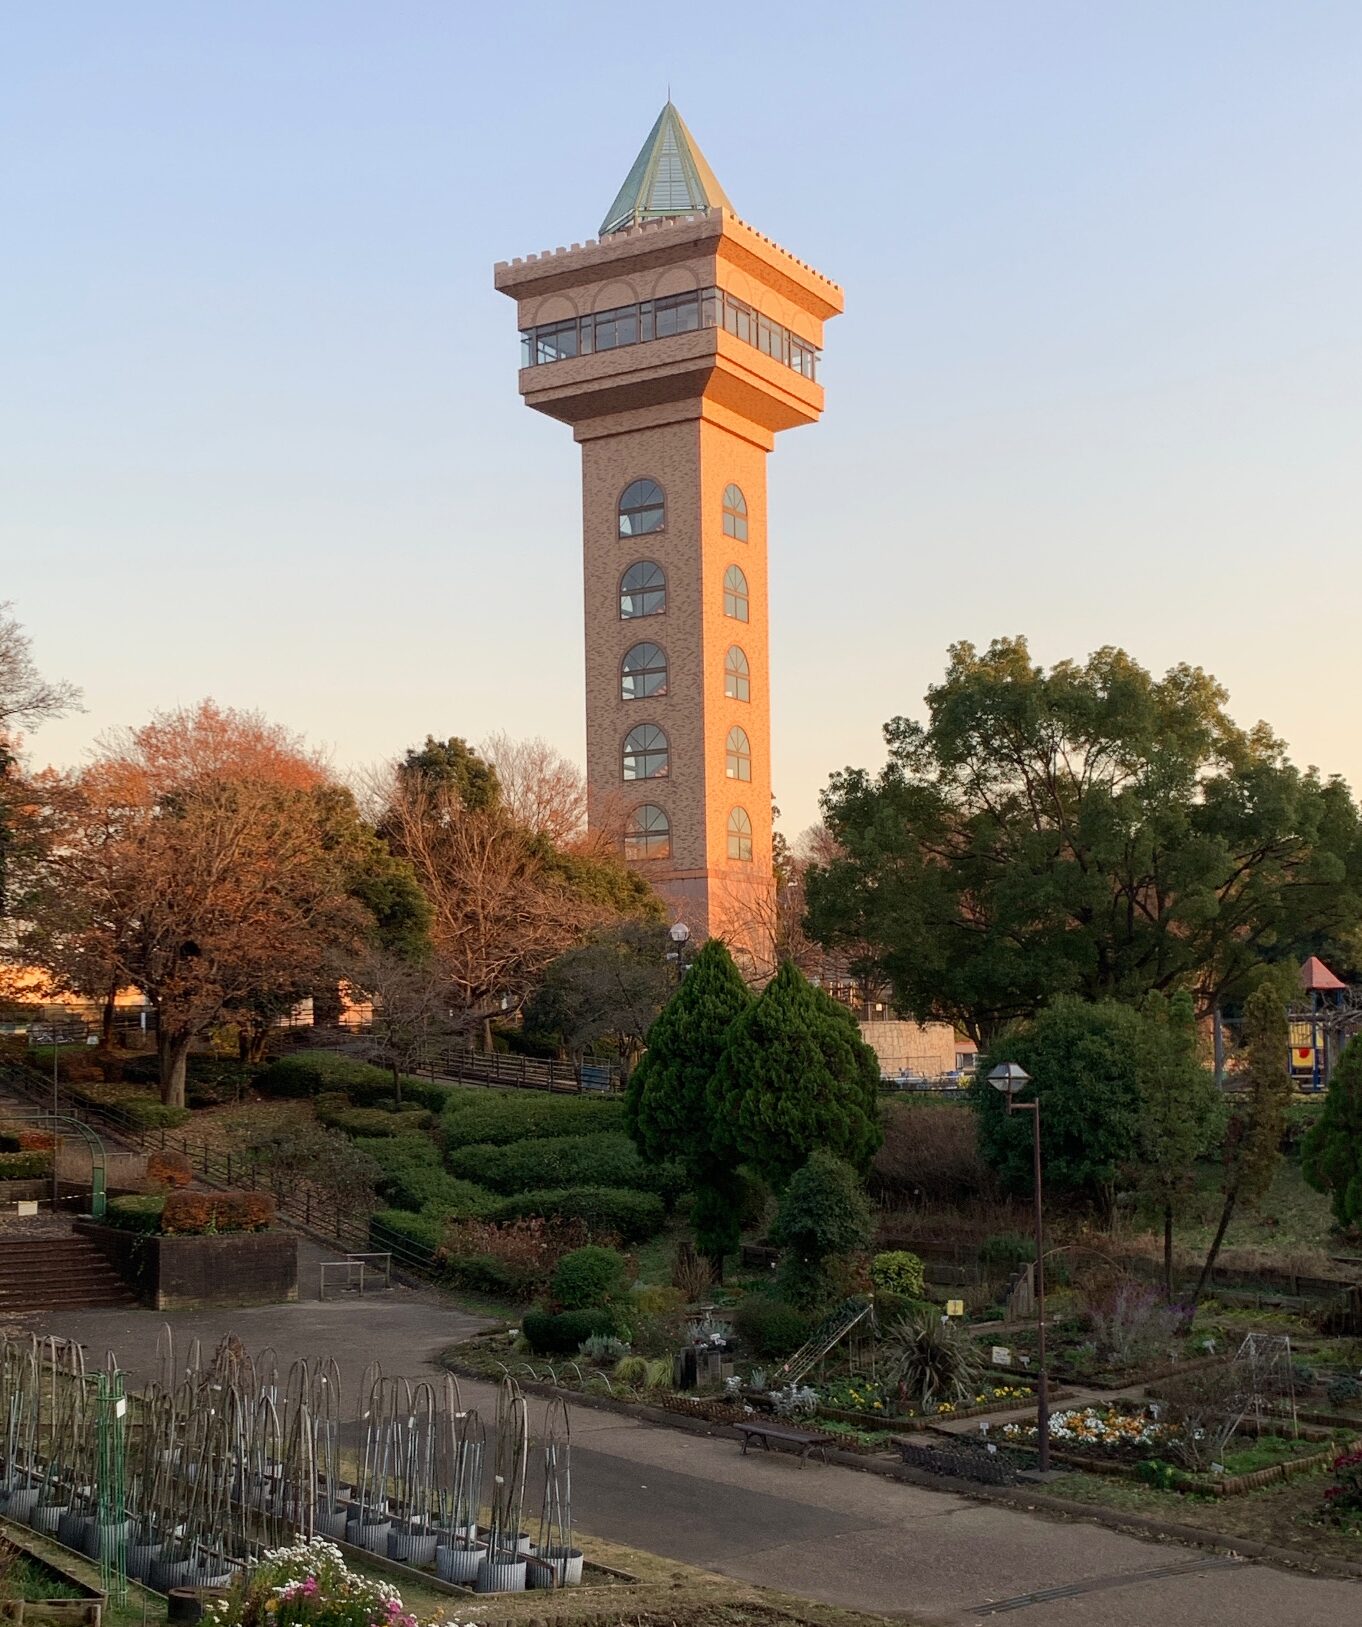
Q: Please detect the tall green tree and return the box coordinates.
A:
[708,961,881,1188]
[524,921,672,1080]
[1302,1036,1362,1231]
[1132,991,1226,1298]
[626,939,753,1268]
[773,1151,873,1308]
[1192,967,1297,1305]
[807,638,1362,1045]
[974,996,1152,1215]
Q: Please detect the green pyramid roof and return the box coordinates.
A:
[599,103,733,237]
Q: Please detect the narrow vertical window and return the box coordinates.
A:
[724,646,750,702]
[725,726,752,782]
[723,565,749,622]
[621,643,668,700]
[727,807,753,861]
[722,484,748,541]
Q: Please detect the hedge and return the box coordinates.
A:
[60,1083,191,1130]
[0,1150,53,1180]
[162,1189,276,1234]
[315,1098,432,1138]
[552,1246,629,1310]
[356,1136,495,1216]
[441,1253,534,1298]
[255,1051,453,1111]
[446,1133,680,1200]
[521,1307,622,1355]
[733,1294,812,1359]
[103,1194,166,1234]
[370,1208,443,1260]
[440,1094,627,1149]
[487,1186,665,1241]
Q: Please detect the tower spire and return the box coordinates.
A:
[599,103,733,237]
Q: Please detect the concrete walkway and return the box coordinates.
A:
[14,1260,1360,1627]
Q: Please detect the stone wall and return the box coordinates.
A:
[79,1222,297,1310]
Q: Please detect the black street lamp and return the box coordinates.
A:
[669,921,691,986]
[989,1060,1050,1472]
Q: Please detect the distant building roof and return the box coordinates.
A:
[1300,955,1347,992]
[600,102,733,237]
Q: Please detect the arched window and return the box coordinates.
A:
[724,645,750,702]
[727,807,753,861]
[624,803,671,860]
[726,725,752,782]
[621,642,668,700]
[618,479,665,537]
[619,561,666,619]
[722,484,748,541]
[622,724,669,781]
[723,565,749,622]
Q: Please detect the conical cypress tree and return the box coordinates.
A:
[626,938,753,1266]
[1303,1036,1362,1230]
[708,961,882,1188]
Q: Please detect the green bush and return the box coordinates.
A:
[0,1151,53,1180]
[871,1250,926,1299]
[979,1232,1035,1270]
[441,1093,626,1149]
[441,1254,532,1297]
[772,1152,873,1309]
[255,1053,391,1098]
[446,1133,680,1199]
[117,1096,192,1130]
[103,1194,166,1234]
[356,1136,494,1216]
[733,1295,811,1359]
[521,1307,621,1355]
[487,1186,664,1241]
[370,1208,443,1259]
[552,1245,630,1310]
[321,1105,432,1139]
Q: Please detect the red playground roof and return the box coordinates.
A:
[1300,955,1347,992]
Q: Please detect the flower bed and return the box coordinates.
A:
[1002,1404,1166,1455]
[207,1536,474,1627]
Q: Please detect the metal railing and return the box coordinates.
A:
[303,1028,622,1094]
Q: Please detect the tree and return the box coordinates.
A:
[1302,1036,1362,1231]
[1132,992,1226,1298]
[481,732,588,845]
[0,604,80,919]
[22,703,366,1105]
[807,638,1362,1045]
[523,921,672,1080]
[396,735,501,811]
[773,1151,873,1308]
[345,947,454,1101]
[708,961,882,1188]
[974,996,1153,1214]
[1191,967,1297,1305]
[626,938,753,1268]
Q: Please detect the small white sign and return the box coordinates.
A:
[16,1201,38,1217]
[114,1398,127,1418]
[992,1346,1012,1367]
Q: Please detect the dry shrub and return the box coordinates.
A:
[17,1130,55,1152]
[146,1149,193,1189]
[438,1215,598,1296]
[162,1189,275,1234]
[871,1103,988,1205]
[671,1241,713,1303]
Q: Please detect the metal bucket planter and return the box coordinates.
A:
[84,1518,132,1559]
[150,1556,196,1592]
[30,1502,70,1537]
[387,1523,438,1567]
[57,1509,91,1550]
[527,1546,583,1589]
[348,1518,391,1556]
[474,1547,527,1594]
[6,1488,38,1524]
[188,1561,235,1590]
[126,1542,163,1582]
[477,1526,531,1555]
[436,1540,486,1584]
[315,1504,349,1540]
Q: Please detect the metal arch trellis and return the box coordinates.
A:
[3,1110,110,1218]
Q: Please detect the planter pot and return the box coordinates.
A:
[30,1503,70,1537]
[477,1526,531,1555]
[187,1563,235,1590]
[5,1489,39,1524]
[314,1505,348,1541]
[84,1518,132,1559]
[387,1524,438,1567]
[526,1545,583,1588]
[436,1540,486,1584]
[475,1550,527,1594]
[150,1557,196,1593]
[57,1510,91,1550]
[349,1519,391,1556]
[126,1543,163,1582]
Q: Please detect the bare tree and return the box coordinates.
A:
[344,946,456,1099]
[480,732,588,845]
[0,602,82,748]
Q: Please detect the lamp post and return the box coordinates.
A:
[989,1060,1049,1472]
[668,922,691,987]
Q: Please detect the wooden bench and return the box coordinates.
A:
[735,1421,832,1466]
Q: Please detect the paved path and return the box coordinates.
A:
[14,1260,1361,1627]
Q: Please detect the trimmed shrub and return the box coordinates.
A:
[552,1245,630,1310]
[117,1096,191,1130]
[357,1136,493,1216]
[0,1133,18,1152]
[255,1053,393,1099]
[487,1186,664,1241]
[440,1093,626,1149]
[733,1295,811,1359]
[161,1189,275,1234]
[772,1152,873,1309]
[103,1194,166,1234]
[522,1307,621,1355]
[441,1253,532,1298]
[371,1208,443,1259]
[146,1150,193,1189]
[446,1133,680,1199]
[319,1105,432,1139]
[871,1251,926,1299]
[0,1151,53,1180]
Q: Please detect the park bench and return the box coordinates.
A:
[735,1421,832,1466]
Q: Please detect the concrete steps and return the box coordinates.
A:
[0,1236,137,1311]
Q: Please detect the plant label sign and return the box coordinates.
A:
[946,1299,965,1318]
[992,1346,1012,1366]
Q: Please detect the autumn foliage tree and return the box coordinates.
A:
[23,702,368,1105]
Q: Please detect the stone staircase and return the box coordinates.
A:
[0,1232,137,1312]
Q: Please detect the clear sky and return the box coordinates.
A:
[4,1,1360,837]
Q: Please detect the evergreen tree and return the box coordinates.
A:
[709,961,881,1188]
[1302,1036,1362,1230]
[626,939,753,1268]
[773,1151,873,1308]
[1191,967,1297,1305]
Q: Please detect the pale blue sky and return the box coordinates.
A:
[4,1,1360,836]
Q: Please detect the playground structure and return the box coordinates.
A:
[0,1331,578,1601]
